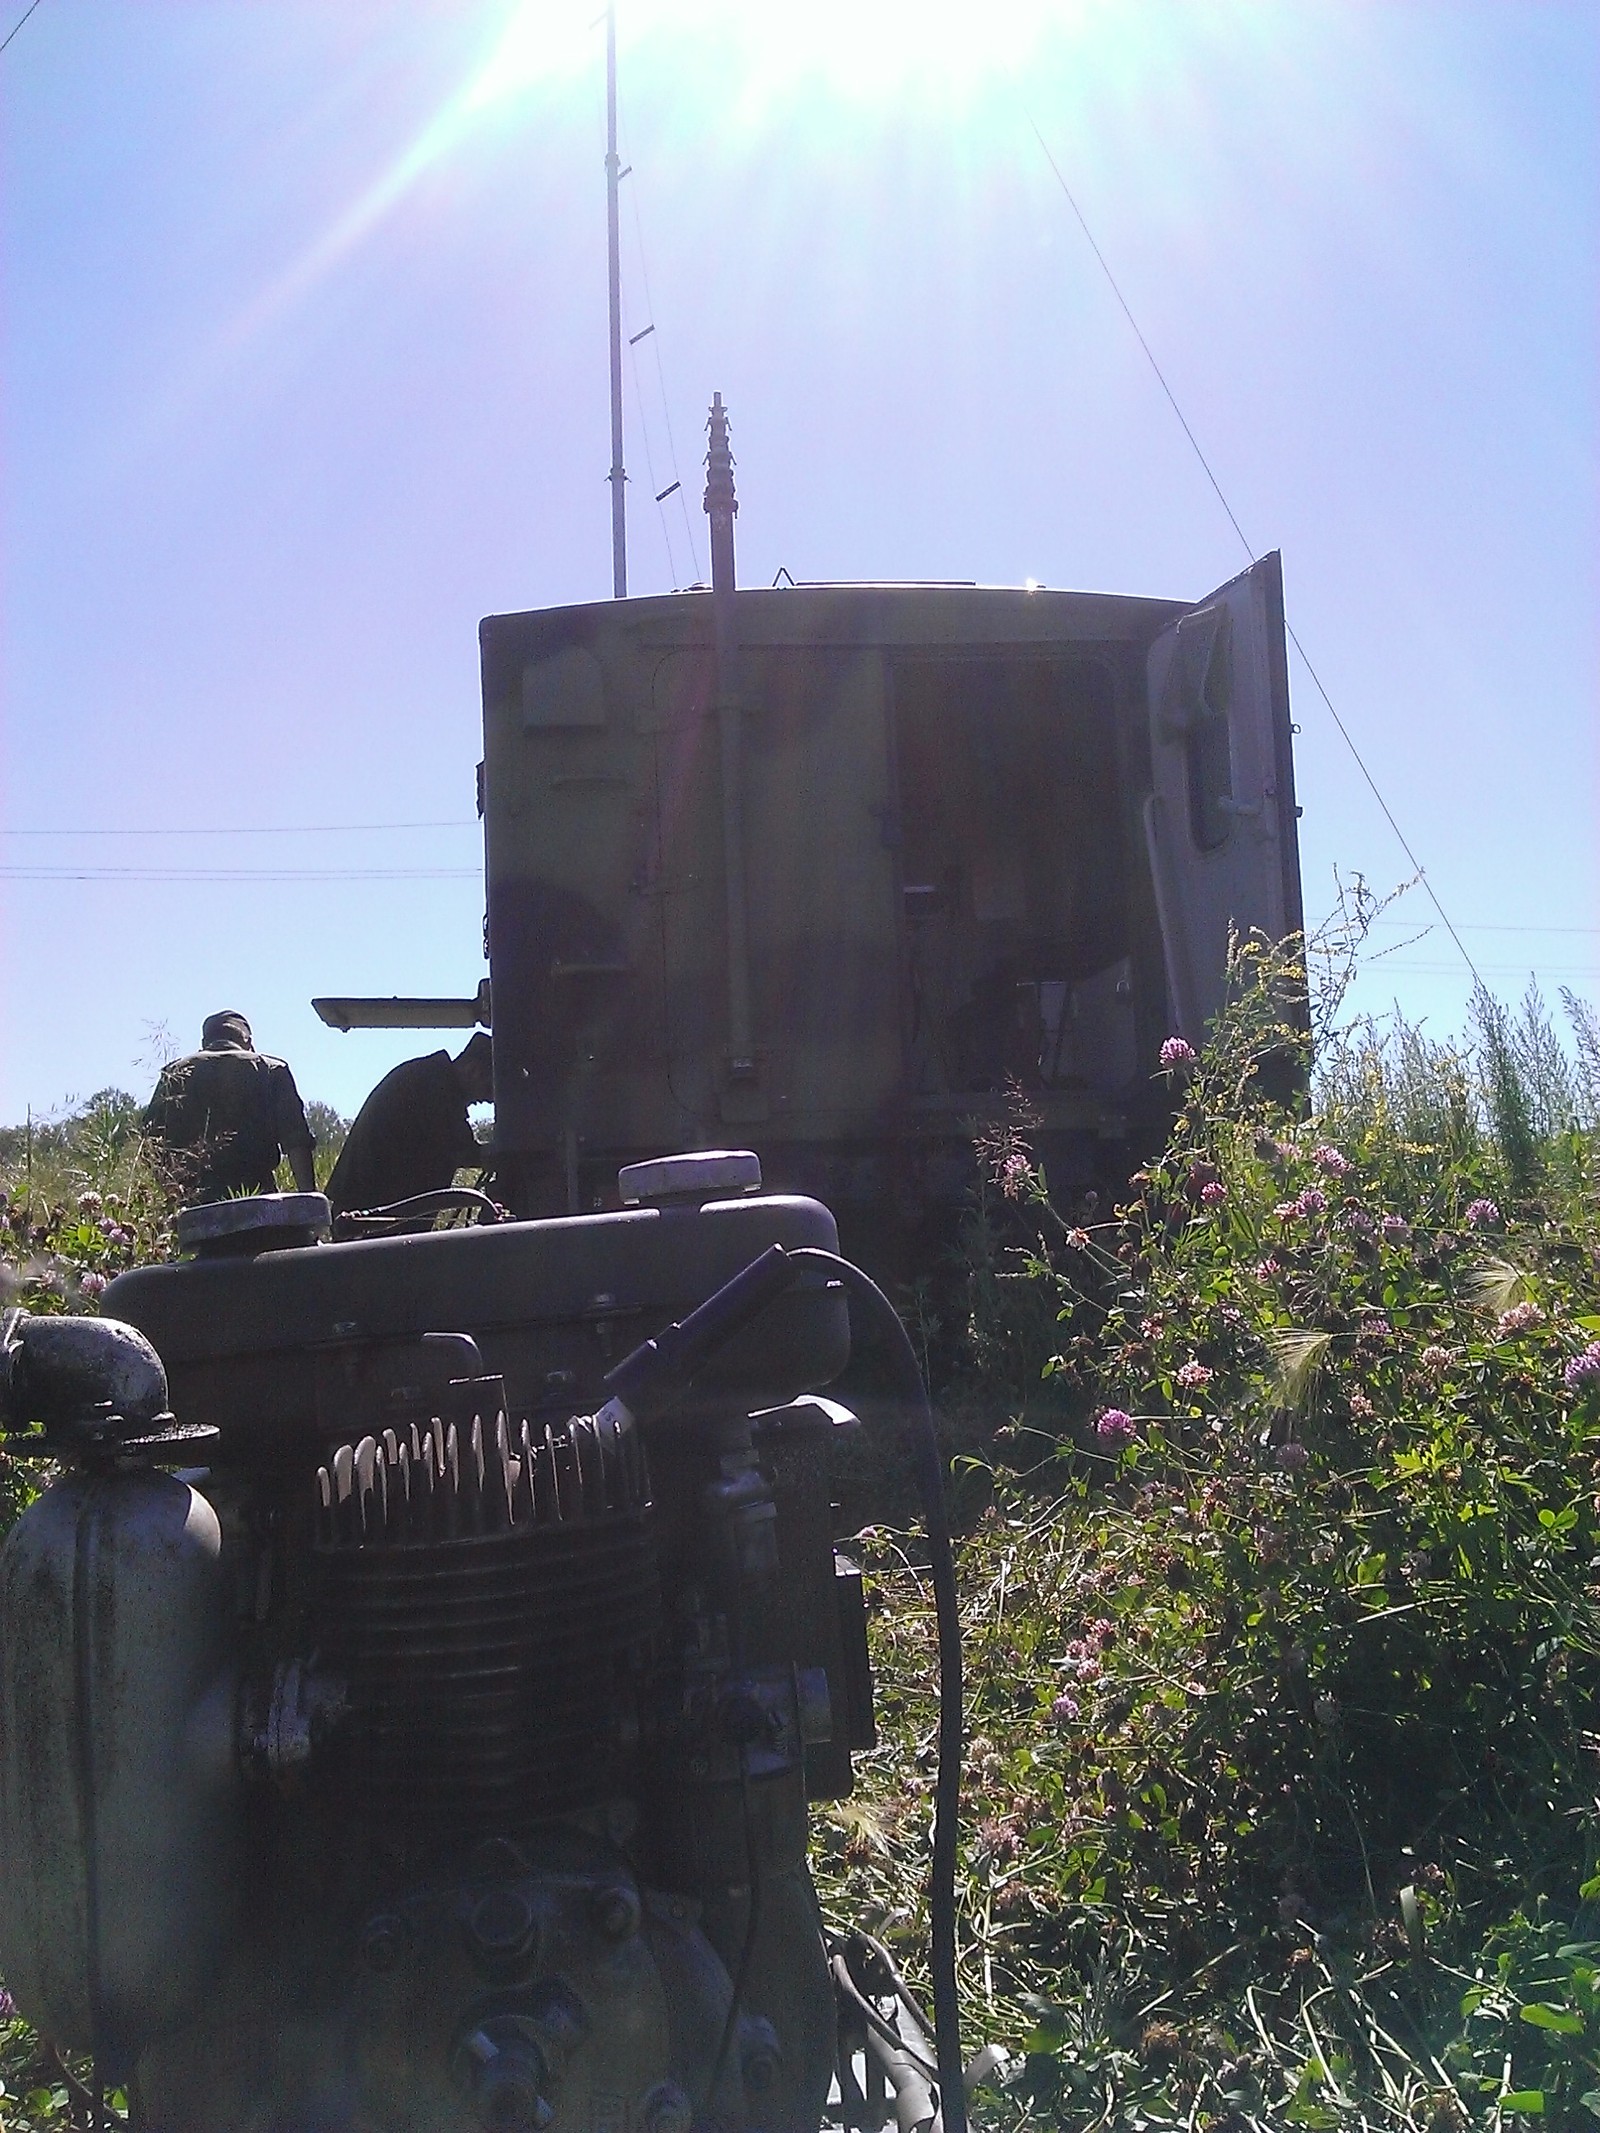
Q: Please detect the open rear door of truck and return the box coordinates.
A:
[1142,551,1304,1046]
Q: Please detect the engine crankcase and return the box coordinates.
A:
[351,1829,745,2133]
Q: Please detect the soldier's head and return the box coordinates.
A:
[201,1011,254,1053]
[453,1030,494,1104]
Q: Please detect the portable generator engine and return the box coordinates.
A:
[0,1156,966,2133]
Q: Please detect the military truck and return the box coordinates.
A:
[318,423,1303,1265]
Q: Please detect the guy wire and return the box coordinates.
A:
[0,0,45,59]
[1027,113,1484,991]
[619,106,704,583]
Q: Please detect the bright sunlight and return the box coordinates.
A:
[471,0,1068,115]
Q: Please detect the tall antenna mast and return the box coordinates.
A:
[604,1,627,598]
[704,392,737,594]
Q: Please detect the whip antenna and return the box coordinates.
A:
[604,1,627,595]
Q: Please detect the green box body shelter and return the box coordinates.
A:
[472,558,1302,1250]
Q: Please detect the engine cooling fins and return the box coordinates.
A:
[314,1403,648,1549]
[311,1398,658,1824]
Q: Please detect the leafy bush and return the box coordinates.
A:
[814,944,1600,2128]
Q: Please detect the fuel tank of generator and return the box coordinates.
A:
[100,1171,847,1462]
[0,1467,242,2071]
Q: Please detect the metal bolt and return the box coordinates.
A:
[591,1883,642,1944]
[639,2081,693,2133]
[478,2057,552,2133]
[456,2025,552,2133]
[528,1982,589,2057]
[360,1913,407,1972]
[467,1887,537,1971]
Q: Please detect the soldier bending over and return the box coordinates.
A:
[326,1032,494,1218]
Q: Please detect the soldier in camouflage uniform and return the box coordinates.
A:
[143,1011,317,1204]
[326,1028,494,1220]
[325,1031,493,1218]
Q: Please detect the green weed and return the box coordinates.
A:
[815,941,1600,2128]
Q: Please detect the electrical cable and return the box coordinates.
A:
[1028,117,1252,564]
[1367,920,1600,937]
[1355,961,1598,981]
[1280,623,1483,988]
[604,1242,967,2128]
[2,865,478,883]
[831,1952,940,2131]
[0,0,44,58]
[786,1248,968,2133]
[848,1927,939,2041]
[331,1187,501,1239]
[0,820,475,838]
[703,1749,764,2116]
[1027,112,1485,993]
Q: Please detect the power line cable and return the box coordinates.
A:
[1366,964,1598,984]
[1027,113,1485,993]
[1369,919,1599,938]
[0,819,475,838]
[0,0,45,58]
[2,865,479,882]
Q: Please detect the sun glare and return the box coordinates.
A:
[216,0,1163,360]
[469,0,1067,118]
[717,0,1061,109]
[463,0,595,112]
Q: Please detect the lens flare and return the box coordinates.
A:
[215,0,1285,357]
[218,0,1064,354]
[472,0,1065,114]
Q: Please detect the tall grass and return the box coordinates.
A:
[0,1088,348,1222]
[815,944,1600,2130]
[1314,979,1598,1222]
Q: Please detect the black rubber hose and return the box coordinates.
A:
[604,1242,797,1417]
[787,1249,967,2133]
[602,1238,967,2127]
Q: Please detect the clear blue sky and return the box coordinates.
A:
[1,0,1594,1124]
